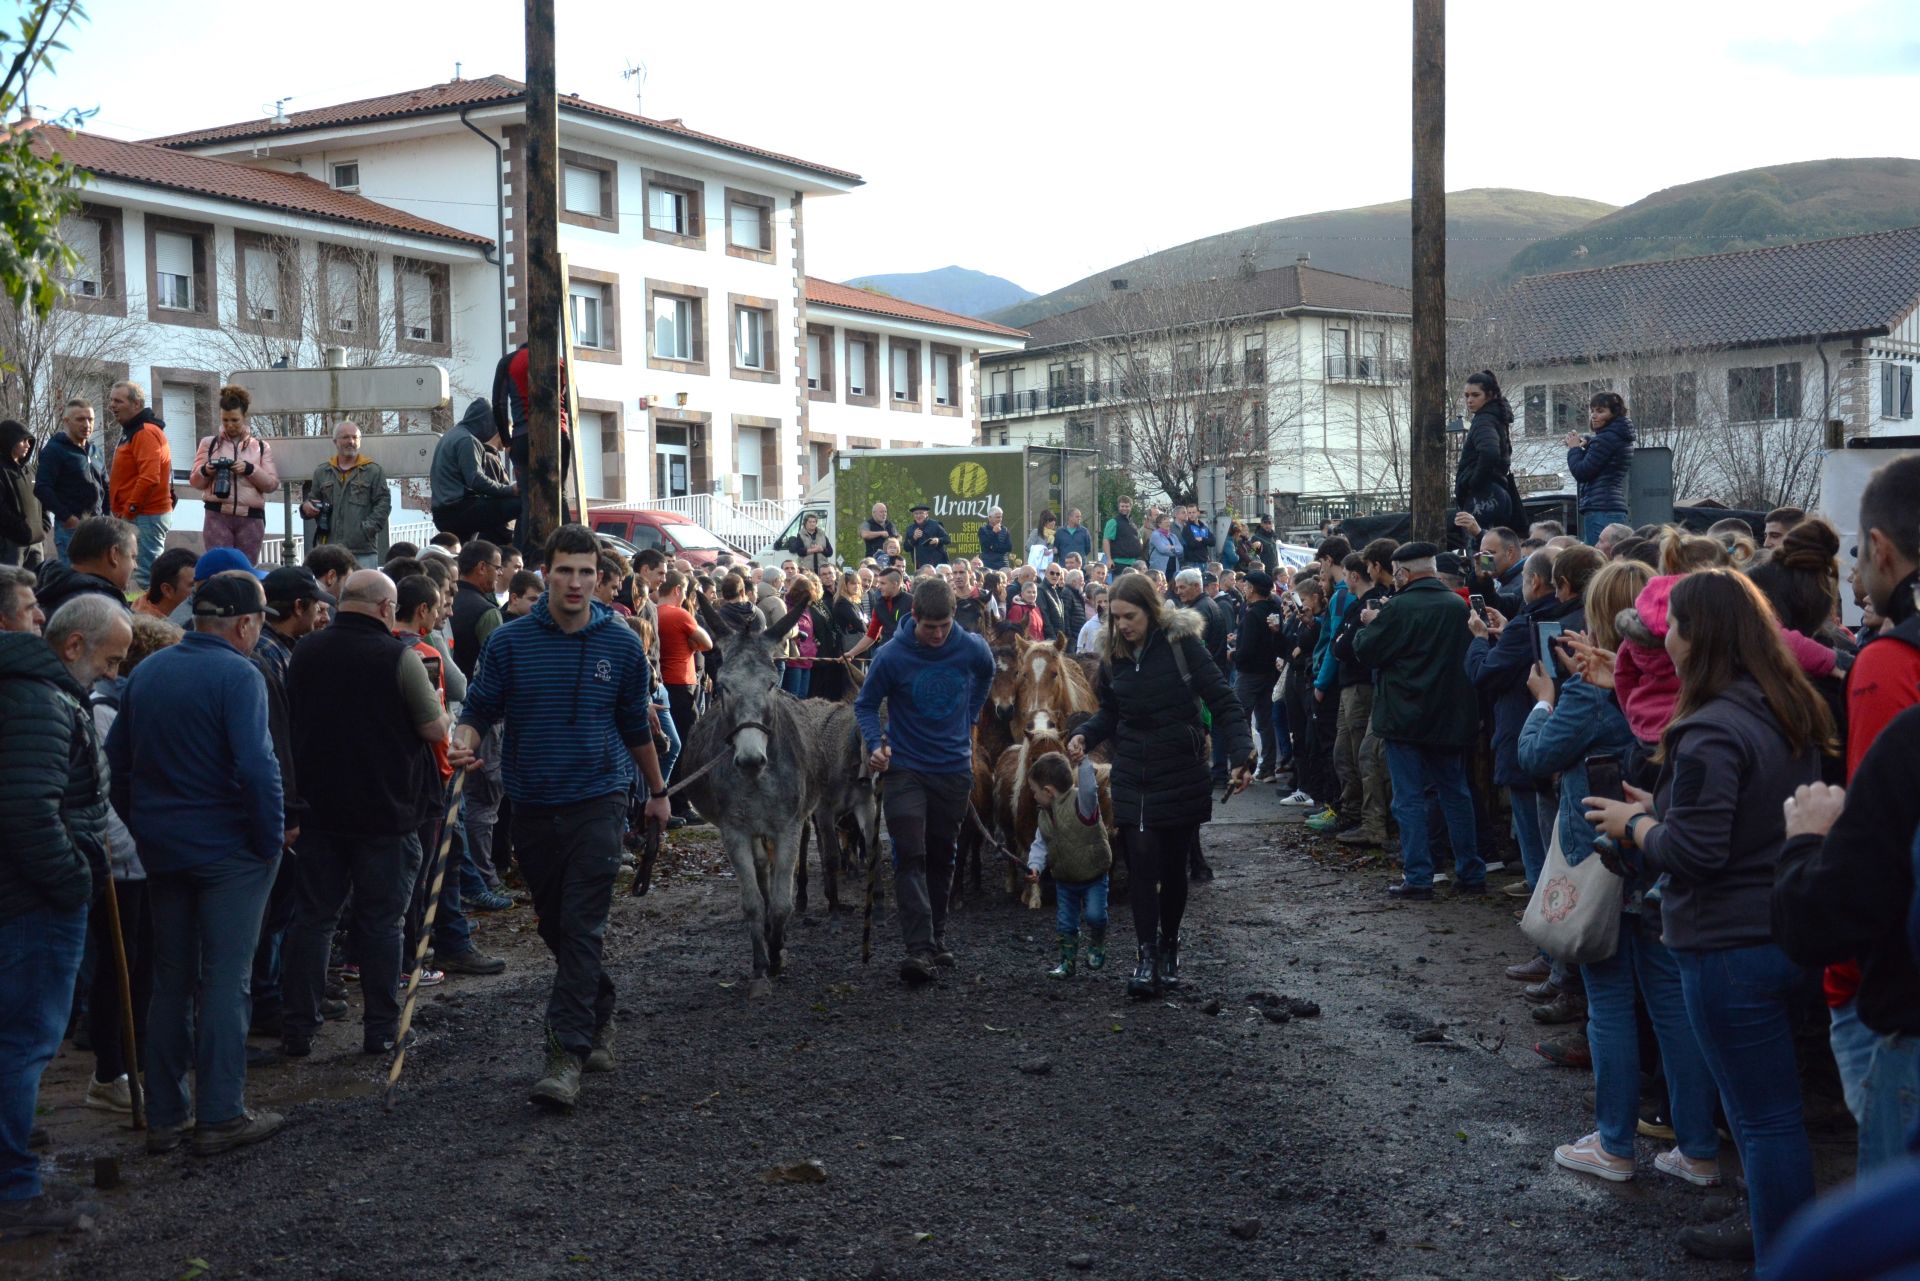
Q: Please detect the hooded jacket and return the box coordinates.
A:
[33,429,108,525]
[108,408,175,519]
[0,631,108,919]
[308,452,391,557]
[1351,575,1478,749]
[854,615,993,775]
[1453,405,1514,518]
[189,430,278,516]
[1077,607,1252,829]
[1567,415,1636,513]
[33,559,128,618]
[459,596,654,806]
[431,400,517,509]
[0,421,44,554]
[1467,591,1582,787]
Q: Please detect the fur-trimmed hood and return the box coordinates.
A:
[1616,574,1680,650]
[1092,599,1203,666]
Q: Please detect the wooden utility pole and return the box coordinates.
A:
[1409,0,1447,544]
[522,0,563,550]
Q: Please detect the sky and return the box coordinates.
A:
[33,0,1920,294]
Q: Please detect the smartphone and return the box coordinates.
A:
[1537,620,1564,672]
[1468,593,1486,619]
[1477,552,1495,572]
[1585,752,1625,804]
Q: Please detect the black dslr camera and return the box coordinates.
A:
[310,498,333,537]
[209,457,238,500]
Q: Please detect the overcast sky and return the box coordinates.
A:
[37,0,1920,293]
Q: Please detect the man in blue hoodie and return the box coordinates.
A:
[451,524,669,1110]
[855,576,993,985]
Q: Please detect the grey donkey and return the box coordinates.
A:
[793,696,881,915]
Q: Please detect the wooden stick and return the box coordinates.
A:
[384,771,465,1110]
[100,876,144,1130]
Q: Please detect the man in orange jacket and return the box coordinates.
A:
[107,381,175,590]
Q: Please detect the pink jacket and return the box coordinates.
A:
[189,432,279,516]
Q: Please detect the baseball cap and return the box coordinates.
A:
[263,565,336,617]
[195,547,267,582]
[191,574,269,618]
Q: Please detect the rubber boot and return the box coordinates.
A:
[1127,944,1161,1000]
[1160,935,1182,989]
[1086,927,1107,971]
[529,1035,583,1111]
[1047,937,1078,979]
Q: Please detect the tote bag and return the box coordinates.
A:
[1520,825,1623,965]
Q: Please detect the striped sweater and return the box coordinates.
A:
[458,596,652,806]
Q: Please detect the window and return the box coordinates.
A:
[890,339,921,405]
[728,294,777,382]
[1360,331,1386,380]
[235,233,297,338]
[1728,362,1801,423]
[729,202,763,250]
[654,295,692,359]
[320,247,373,339]
[1325,328,1351,380]
[1048,361,1085,407]
[1175,344,1202,391]
[63,216,102,297]
[330,162,360,191]
[160,381,201,469]
[571,281,609,349]
[578,409,607,501]
[393,257,449,354]
[642,169,705,249]
[737,426,764,501]
[807,332,823,388]
[645,279,707,373]
[563,165,602,216]
[847,336,873,399]
[1523,385,1548,436]
[1630,372,1698,432]
[60,205,126,316]
[248,252,282,322]
[1244,333,1266,384]
[1882,362,1915,420]
[931,347,958,408]
[806,325,835,398]
[153,231,195,311]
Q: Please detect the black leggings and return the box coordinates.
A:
[1123,823,1198,947]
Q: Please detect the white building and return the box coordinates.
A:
[799,277,1027,488]
[977,257,1417,512]
[143,73,867,508]
[1495,226,1920,509]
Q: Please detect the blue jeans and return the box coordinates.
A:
[131,513,169,590]
[1674,944,1815,1264]
[1829,1001,1920,1177]
[1509,784,1552,888]
[1582,914,1720,1160]
[653,687,681,784]
[1055,875,1110,938]
[1581,509,1627,547]
[782,665,812,698]
[0,906,87,1201]
[52,520,75,564]
[1384,742,1482,888]
[146,851,280,1130]
[1234,671,1280,774]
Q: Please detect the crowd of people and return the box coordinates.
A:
[3,375,1918,1280]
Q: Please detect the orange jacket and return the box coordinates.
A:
[109,410,175,518]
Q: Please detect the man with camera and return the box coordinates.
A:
[302,421,390,568]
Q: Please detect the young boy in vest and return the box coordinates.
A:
[1024,752,1111,978]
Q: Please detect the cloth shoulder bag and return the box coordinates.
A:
[1520,825,1623,964]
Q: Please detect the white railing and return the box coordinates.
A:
[642,494,802,555]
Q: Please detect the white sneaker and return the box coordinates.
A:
[1553,1132,1634,1182]
[1278,789,1314,806]
[1654,1147,1722,1187]
[85,1074,132,1113]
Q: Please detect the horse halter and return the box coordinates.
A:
[726,719,775,745]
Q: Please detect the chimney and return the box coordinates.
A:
[1296,253,1311,266]
[1109,278,1129,291]
[1238,249,1259,281]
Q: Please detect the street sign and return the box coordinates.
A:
[260,432,440,480]
[229,365,450,415]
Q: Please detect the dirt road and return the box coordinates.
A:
[10,788,1848,1280]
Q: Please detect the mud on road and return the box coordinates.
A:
[11,790,1850,1281]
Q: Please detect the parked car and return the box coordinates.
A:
[586,508,740,567]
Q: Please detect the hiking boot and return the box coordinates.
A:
[1532,1033,1592,1069]
[530,1040,583,1112]
[1304,807,1341,833]
[0,1189,100,1238]
[583,1020,616,1074]
[1553,1132,1634,1182]
[325,980,348,1001]
[1505,956,1552,981]
[192,1109,284,1157]
[1638,1101,1676,1140]
[1159,936,1181,989]
[931,939,957,969]
[899,953,937,986]
[1127,945,1161,1000]
[1277,789,1314,806]
[1188,854,1215,883]
[1047,937,1078,979]
[84,1074,131,1114]
[1678,1213,1754,1262]
[1386,880,1434,902]
[321,998,348,1022]
[1532,991,1588,1024]
[146,1117,191,1154]
[1086,928,1107,971]
[1654,1148,1722,1187]
[281,1031,313,1059]
[1336,826,1385,847]
[438,949,507,976]
[1522,978,1561,1001]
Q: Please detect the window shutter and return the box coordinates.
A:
[1903,366,1914,419]
[579,410,606,499]
[892,346,911,399]
[807,333,822,388]
[66,217,103,292]
[563,165,602,216]
[729,203,763,250]
[154,231,194,279]
[327,256,360,331]
[849,340,867,394]
[689,299,705,363]
[1885,363,1897,416]
[160,382,199,466]
[934,354,952,404]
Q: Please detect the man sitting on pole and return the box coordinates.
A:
[430,399,519,547]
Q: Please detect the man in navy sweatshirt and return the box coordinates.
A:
[855,577,993,985]
[452,524,669,1111]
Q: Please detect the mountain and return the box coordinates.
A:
[842,266,1035,318]
[1507,158,1920,276]
[988,188,1616,327]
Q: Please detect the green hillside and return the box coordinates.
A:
[989,188,1616,327]
[1508,158,1920,276]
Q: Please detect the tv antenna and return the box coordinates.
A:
[267,96,293,125]
[620,60,647,116]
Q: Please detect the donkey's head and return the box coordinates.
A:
[700,594,805,777]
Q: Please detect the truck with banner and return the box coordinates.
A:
[756,445,1099,569]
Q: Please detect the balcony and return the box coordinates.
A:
[1324,355,1410,384]
[980,368,1251,419]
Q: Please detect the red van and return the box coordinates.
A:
[587,508,739,567]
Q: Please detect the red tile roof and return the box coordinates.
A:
[804,278,1028,339]
[143,74,862,184]
[34,126,492,248]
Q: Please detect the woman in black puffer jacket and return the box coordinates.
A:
[1070,571,1253,998]
[1454,370,1519,538]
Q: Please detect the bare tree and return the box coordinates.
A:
[0,293,148,448]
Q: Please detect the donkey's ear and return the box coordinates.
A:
[766,599,805,642]
[694,592,730,636]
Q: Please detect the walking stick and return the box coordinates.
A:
[384,770,465,1111]
[101,877,144,1130]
